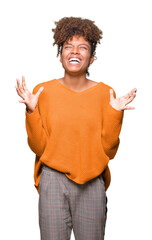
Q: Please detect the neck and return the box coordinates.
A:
[61,72,89,89]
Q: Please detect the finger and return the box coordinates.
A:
[22,76,28,90]
[123,92,136,107]
[19,99,26,103]
[124,105,135,110]
[15,84,22,96]
[109,89,115,101]
[124,92,132,99]
[123,90,133,99]
[129,88,137,97]
[16,78,24,94]
[124,88,137,99]
[15,84,25,99]
[35,86,44,98]
[16,78,20,89]
[126,92,137,105]
[15,85,18,91]
[132,88,137,93]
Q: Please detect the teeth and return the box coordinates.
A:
[69,58,80,63]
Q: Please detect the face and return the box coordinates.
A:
[60,35,94,76]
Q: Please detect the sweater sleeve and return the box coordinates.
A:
[25,84,47,157]
[101,88,124,159]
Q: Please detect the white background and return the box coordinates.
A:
[0,0,152,239]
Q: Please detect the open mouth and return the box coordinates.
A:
[68,57,81,65]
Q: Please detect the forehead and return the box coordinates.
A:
[64,35,90,46]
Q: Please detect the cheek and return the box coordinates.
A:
[85,56,92,65]
[82,52,91,61]
[60,52,69,62]
[62,49,71,56]
[60,55,66,64]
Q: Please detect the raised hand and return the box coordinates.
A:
[15,76,44,113]
[109,88,137,111]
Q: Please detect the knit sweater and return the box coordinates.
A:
[25,79,124,194]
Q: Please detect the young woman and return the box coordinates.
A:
[16,17,137,240]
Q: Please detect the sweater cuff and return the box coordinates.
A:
[25,105,39,119]
[106,102,124,121]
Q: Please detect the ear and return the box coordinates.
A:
[90,55,94,65]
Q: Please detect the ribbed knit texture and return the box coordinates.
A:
[25,79,124,194]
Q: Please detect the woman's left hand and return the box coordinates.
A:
[110,88,137,111]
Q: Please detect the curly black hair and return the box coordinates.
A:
[52,17,103,76]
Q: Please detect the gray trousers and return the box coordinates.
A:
[39,164,108,240]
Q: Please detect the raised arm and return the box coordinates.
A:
[101,86,137,159]
[15,76,47,156]
[101,88,124,159]
[25,84,48,156]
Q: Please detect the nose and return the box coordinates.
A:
[71,46,80,55]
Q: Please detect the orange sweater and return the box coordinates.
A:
[25,79,124,194]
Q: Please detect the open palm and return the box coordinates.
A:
[110,88,137,111]
[15,76,44,113]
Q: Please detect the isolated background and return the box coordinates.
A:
[0,0,152,239]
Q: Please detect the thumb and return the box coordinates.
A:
[35,86,44,98]
[109,89,115,101]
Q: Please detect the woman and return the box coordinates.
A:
[15,17,137,240]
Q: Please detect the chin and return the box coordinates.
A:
[64,66,86,74]
[65,69,86,76]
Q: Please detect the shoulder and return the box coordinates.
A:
[100,81,116,97]
[97,81,117,102]
[100,81,113,90]
[32,79,56,94]
[87,79,114,93]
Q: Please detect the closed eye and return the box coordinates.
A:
[80,47,87,49]
[65,46,71,48]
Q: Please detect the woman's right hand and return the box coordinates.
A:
[15,76,44,113]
